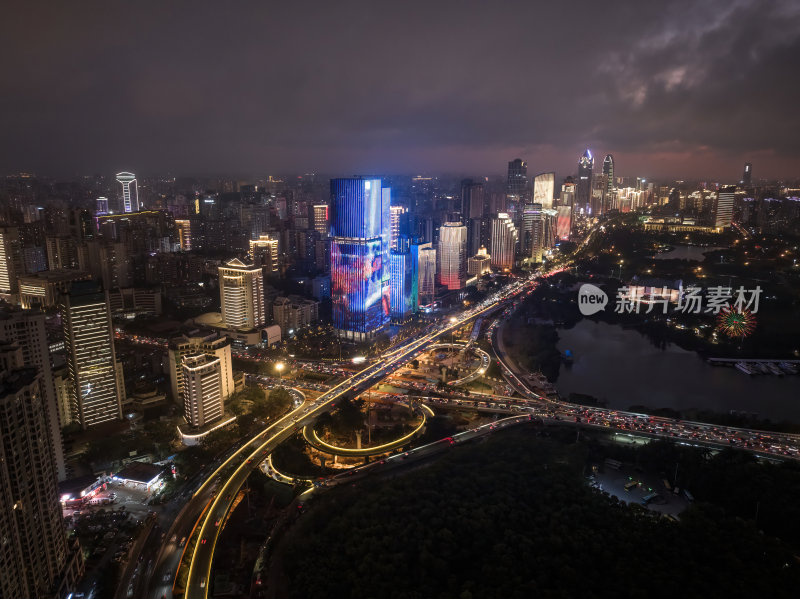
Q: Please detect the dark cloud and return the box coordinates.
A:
[1,0,798,179]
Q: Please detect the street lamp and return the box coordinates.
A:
[275,362,284,381]
[618,260,624,280]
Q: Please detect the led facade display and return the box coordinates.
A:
[330,178,391,341]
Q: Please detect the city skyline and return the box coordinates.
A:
[1,2,799,180]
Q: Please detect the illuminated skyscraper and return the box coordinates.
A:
[506,159,528,203]
[116,172,138,213]
[602,154,615,196]
[521,203,544,262]
[61,281,123,429]
[742,162,752,186]
[411,241,436,307]
[168,332,233,405]
[175,219,192,250]
[390,205,408,251]
[491,213,517,270]
[533,172,555,210]
[330,178,391,342]
[312,204,329,236]
[437,222,467,290]
[0,227,22,298]
[576,149,594,215]
[249,234,279,274]
[715,186,735,229]
[218,258,265,329]
[182,354,223,428]
[389,249,415,322]
[96,196,109,214]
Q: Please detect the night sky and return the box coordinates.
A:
[2,0,799,180]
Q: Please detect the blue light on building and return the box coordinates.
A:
[330,178,391,342]
[389,249,416,322]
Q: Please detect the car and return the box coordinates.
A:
[214,519,221,527]
[200,577,206,588]
[200,537,207,545]
[163,574,171,583]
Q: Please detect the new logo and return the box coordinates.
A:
[578,283,608,315]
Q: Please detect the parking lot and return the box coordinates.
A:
[592,465,690,518]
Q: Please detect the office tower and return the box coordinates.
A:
[715,186,735,229]
[168,332,234,405]
[0,227,22,298]
[467,246,492,276]
[22,246,47,274]
[602,154,615,196]
[249,234,279,274]
[491,213,518,270]
[218,258,265,329]
[389,249,416,322]
[521,203,545,262]
[312,204,329,236]
[533,172,555,210]
[390,205,408,251]
[96,196,109,214]
[506,159,528,204]
[99,242,131,289]
[742,162,752,186]
[576,149,594,215]
[61,281,122,429]
[460,179,485,219]
[437,221,467,290]
[542,209,558,249]
[0,368,84,598]
[0,311,67,480]
[556,206,572,240]
[411,241,436,307]
[116,172,138,213]
[330,177,391,342]
[175,219,192,250]
[182,354,223,428]
[560,177,576,206]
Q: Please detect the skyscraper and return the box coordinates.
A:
[182,354,224,428]
[460,179,485,219]
[61,281,123,429]
[218,258,266,329]
[389,249,416,322]
[437,222,468,290]
[742,162,752,186]
[249,234,279,274]
[715,186,735,229]
[490,213,518,270]
[506,159,528,203]
[0,227,22,299]
[602,154,615,196]
[0,311,67,480]
[390,205,408,251]
[533,172,555,210]
[116,172,138,213]
[576,149,594,215]
[411,240,436,308]
[0,367,84,598]
[96,196,109,214]
[175,219,193,250]
[312,204,329,236]
[521,203,544,262]
[330,178,391,342]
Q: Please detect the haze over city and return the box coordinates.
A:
[2,0,800,179]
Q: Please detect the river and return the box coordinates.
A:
[555,320,799,422]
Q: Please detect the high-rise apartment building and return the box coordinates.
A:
[61,281,123,429]
[491,213,518,270]
[437,222,467,290]
[0,310,67,480]
[0,367,84,598]
[45,236,79,270]
[218,258,265,329]
[533,172,555,210]
[116,172,138,213]
[330,177,391,342]
[167,332,234,405]
[182,354,223,428]
[249,234,279,275]
[715,186,735,229]
[411,241,436,307]
[273,296,319,336]
[0,227,22,299]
